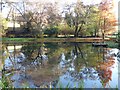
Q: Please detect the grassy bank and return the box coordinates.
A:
[2,37,110,44]
[2,38,119,48]
[105,41,119,48]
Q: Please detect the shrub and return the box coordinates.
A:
[44,26,58,37]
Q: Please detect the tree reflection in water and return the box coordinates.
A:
[2,43,119,88]
[97,48,116,88]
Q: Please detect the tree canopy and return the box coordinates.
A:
[2,0,117,38]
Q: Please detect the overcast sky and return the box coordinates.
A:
[1,0,120,19]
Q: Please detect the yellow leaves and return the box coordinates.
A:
[2,19,8,30]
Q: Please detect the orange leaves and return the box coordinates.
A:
[99,0,115,21]
[99,0,117,34]
[97,60,114,87]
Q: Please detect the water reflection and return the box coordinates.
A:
[2,43,119,88]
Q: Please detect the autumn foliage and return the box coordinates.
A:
[99,0,117,35]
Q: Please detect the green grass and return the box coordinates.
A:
[2,37,112,43]
[2,38,36,42]
[105,41,118,48]
[0,74,13,88]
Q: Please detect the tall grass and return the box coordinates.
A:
[0,73,13,88]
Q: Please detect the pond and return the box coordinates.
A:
[1,42,120,88]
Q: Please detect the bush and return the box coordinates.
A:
[58,24,74,35]
[118,32,120,41]
[44,26,58,37]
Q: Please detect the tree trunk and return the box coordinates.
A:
[102,33,105,42]
[94,28,97,37]
[74,25,78,37]
[76,22,84,37]
[74,33,78,37]
[103,17,106,43]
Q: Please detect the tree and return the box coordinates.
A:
[73,1,88,37]
[84,5,100,37]
[0,14,8,36]
[6,1,61,37]
[99,0,116,41]
[64,1,97,37]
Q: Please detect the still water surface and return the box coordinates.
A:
[2,43,120,88]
